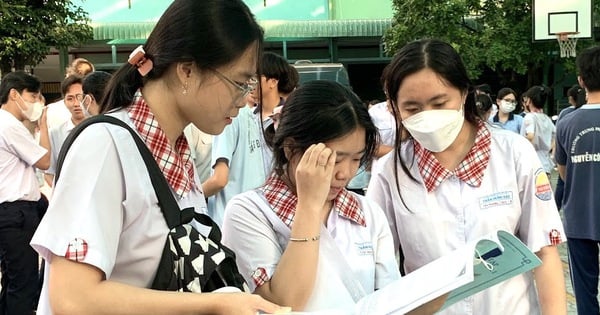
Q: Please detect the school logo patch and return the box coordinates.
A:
[549,229,561,246]
[65,238,88,262]
[534,169,552,201]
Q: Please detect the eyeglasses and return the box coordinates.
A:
[65,94,85,104]
[211,69,258,99]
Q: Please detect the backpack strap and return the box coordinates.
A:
[55,114,186,229]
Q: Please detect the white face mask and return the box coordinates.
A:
[499,100,516,114]
[402,108,465,152]
[80,95,92,117]
[17,94,44,122]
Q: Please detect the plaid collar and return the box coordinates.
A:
[261,174,366,227]
[127,91,195,198]
[414,121,491,192]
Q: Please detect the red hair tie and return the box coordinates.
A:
[128,45,153,76]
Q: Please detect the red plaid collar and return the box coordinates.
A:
[414,121,491,192]
[262,174,366,227]
[127,91,195,197]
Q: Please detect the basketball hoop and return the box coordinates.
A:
[556,32,579,58]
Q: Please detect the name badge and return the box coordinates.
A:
[479,191,513,209]
[355,242,374,256]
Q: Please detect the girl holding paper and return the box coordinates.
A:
[222,80,444,314]
[368,39,567,315]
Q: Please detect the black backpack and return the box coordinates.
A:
[55,115,248,292]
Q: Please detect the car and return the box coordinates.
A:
[292,60,351,89]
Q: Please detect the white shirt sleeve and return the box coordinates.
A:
[210,116,240,168]
[4,123,46,166]
[221,193,282,292]
[31,125,125,278]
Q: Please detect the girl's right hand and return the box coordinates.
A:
[294,143,336,212]
[213,292,289,315]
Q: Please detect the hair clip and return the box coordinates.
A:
[128,45,153,76]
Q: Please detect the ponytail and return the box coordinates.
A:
[100,63,144,113]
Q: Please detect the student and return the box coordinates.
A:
[475,93,494,121]
[81,71,113,116]
[0,71,50,315]
[222,80,444,314]
[45,58,95,130]
[553,84,586,210]
[203,52,291,225]
[555,45,600,315]
[521,86,556,176]
[489,88,523,133]
[30,1,285,314]
[368,39,567,315]
[44,75,84,186]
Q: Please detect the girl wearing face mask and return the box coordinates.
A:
[0,71,50,315]
[490,88,523,134]
[368,39,567,315]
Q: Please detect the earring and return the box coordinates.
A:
[182,81,188,95]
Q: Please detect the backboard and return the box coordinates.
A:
[532,0,593,41]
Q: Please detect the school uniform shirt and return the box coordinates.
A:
[488,112,523,134]
[369,102,397,173]
[46,118,75,176]
[31,95,207,315]
[221,175,400,312]
[45,99,71,131]
[0,109,47,203]
[367,123,565,315]
[184,124,213,183]
[521,112,556,173]
[208,106,270,226]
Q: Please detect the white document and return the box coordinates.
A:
[265,230,541,315]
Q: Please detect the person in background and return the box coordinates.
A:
[521,85,556,177]
[44,75,84,186]
[554,45,600,315]
[222,80,444,314]
[45,58,94,131]
[29,0,285,314]
[489,88,523,133]
[81,71,113,116]
[369,39,566,315]
[553,84,586,210]
[475,93,494,121]
[0,71,50,315]
[184,124,213,183]
[203,52,291,226]
[279,63,299,101]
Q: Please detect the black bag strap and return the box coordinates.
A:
[55,115,188,229]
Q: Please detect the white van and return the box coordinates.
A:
[292,60,351,88]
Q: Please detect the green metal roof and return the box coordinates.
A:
[94,19,392,44]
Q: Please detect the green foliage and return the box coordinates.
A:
[0,0,93,74]
[384,0,599,81]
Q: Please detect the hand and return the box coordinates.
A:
[38,106,48,129]
[212,292,289,315]
[294,143,336,212]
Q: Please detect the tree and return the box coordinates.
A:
[383,0,599,86]
[0,0,93,76]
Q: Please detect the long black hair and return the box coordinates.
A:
[101,0,263,112]
[381,39,478,200]
[271,80,379,178]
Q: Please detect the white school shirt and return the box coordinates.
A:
[0,109,46,203]
[208,106,269,226]
[367,127,565,315]
[184,124,213,183]
[31,110,207,315]
[221,190,400,312]
[369,101,396,171]
[45,99,71,131]
[46,119,75,175]
[521,112,556,173]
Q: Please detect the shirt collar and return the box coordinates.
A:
[414,120,491,192]
[261,174,366,227]
[127,90,195,198]
[492,112,514,122]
